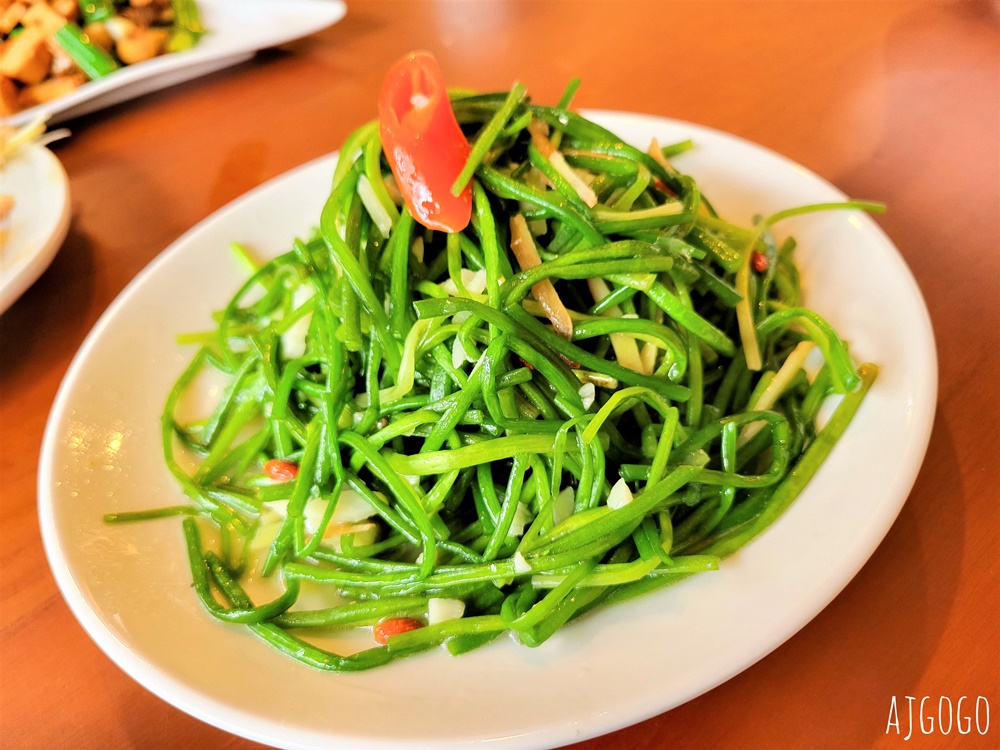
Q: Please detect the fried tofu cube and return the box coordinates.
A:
[83,21,114,52]
[0,2,25,34]
[21,1,66,36]
[17,71,85,107]
[115,27,167,64]
[50,0,77,20]
[0,29,53,85]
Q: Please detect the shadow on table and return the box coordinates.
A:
[0,222,97,388]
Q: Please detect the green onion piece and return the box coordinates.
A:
[77,0,115,24]
[168,0,207,52]
[53,23,119,80]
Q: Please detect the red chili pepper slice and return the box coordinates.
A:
[652,178,678,198]
[373,617,425,645]
[378,50,472,233]
[264,459,299,482]
[558,353,581,369]
[750,251,770,273]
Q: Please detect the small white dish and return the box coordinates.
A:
[38,112,937,749]
[3,0,347,127]
[0,143,71,313]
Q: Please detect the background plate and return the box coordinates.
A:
[38,112,936,750]
[4,0,347,127]
[0,144,71,313]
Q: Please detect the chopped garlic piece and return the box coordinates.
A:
[257,497,378,552]
[512,550,532,574]
[280,284,315,360]
[267,489,377,530]
[553,487,575,526]
[440,268,488,296]
[509,502,532,537]
[607,478,634,510]
[452,332,478,368]
[428,597,465,625]
[578,382,596,410]
[452,337,468,369]
[356,174,394,238]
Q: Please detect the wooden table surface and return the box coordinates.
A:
[2,1,997,747]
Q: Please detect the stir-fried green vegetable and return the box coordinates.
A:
[108,81,882,671]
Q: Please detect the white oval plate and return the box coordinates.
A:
[39,112,937,750]
[0,143,71,313]
[4,0,347,128]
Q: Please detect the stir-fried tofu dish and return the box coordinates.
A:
[0,0,203,116]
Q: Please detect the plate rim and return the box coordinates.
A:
[38,110,938,750]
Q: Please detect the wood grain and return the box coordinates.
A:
[1,2,997,747]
